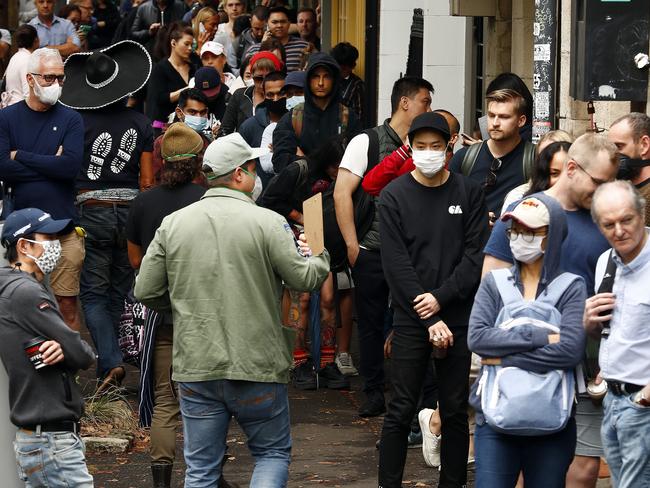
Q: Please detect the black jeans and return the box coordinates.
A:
[351,248,389,393]
[378,324,470,488]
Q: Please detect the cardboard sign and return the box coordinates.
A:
[303,193,325,256]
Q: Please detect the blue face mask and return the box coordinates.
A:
[183,113,209,132]
[286,95,305,110]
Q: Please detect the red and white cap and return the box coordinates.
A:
[501,197,550,229]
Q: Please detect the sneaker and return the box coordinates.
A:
[418,408,441,468]
[335,352,359,376]
[358,389,386,417]
[318,363,350,389]
[292,361,317,390]
[407,429,423,449]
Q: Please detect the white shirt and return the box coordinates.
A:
[2,48,31,108]
[595,230,650,386]
[339,133,370,178]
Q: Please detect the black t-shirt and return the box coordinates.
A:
[126,182,205,253]
[77,105,154,190]
[449,140,527,216]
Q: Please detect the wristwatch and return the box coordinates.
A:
[634,390,650,407]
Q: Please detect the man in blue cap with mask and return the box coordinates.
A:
[0,208,95,487]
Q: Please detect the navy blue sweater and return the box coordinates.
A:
[0,101,83,221]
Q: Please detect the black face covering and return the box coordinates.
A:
[617,154,650,180]
[264,97,287,116]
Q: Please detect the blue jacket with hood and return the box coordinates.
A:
[271,52,361,173]
[468,193,587,416]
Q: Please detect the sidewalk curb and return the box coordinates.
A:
[83,435,133,453]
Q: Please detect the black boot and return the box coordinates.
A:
[151,463,172,488]
[218,477,240,488]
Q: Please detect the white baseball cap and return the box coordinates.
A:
[203,133,269,177]
[200,41,225,58]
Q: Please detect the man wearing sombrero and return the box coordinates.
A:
[60,40,154,393]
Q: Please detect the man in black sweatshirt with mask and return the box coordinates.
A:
[0,208,96,487]
[271,52,361,173]
[377,113,489,488]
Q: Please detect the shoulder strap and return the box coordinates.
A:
[291,103,305,140]
[460,141,484,177]
[491,268,523,306]
[296,158,309,188]
[522,141,536,181]
[338,103,350,135]
[597,249,617,294]
[364,128,380,172]
[538,273,581,307]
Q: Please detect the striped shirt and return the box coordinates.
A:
[245,37,310,72]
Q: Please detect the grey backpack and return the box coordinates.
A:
[473,268,579,436]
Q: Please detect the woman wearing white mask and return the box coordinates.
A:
[468,194,587,487]
[377,112,490,488]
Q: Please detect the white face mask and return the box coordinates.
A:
[244,78,255,87]
[32,80,62,106]
[23,239,62,274]
[286,95,305,111]
[509,234,545,264]
[412,149,446,177]
[252,175,263,201]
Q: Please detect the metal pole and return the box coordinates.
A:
[532,0,559,142]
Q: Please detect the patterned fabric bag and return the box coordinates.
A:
[118,290,146,366]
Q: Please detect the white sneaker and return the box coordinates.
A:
[335,352,358,376]
[418,408,441,468]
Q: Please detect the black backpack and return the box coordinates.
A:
[258,158,309,207]
[460,140,536,181]
[322,128,380,272]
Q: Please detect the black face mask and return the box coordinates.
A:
[617,154,650,180]
[265,97,287,115]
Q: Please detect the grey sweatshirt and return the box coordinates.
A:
[0,268,95,427]
[467,193,587,417]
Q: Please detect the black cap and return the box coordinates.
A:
[1,208,72,247]
[408,112,451,144]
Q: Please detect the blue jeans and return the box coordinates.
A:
[79,204,133,378]
[474,417,576,488]
[602,392,650,487]
[179,380,291,488]
[13,430,93,487]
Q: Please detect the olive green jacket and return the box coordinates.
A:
[134,187,330,383]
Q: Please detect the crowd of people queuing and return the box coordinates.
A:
[0,1,649,488]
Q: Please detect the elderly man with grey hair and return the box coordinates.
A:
[0,47,85,332]
[585,180,650,488]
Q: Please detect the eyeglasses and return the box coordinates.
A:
[573,160,609,186]
[505,229,548,243]
[484,157,502,188]
[252,76,264,83]
[31,73,66,84]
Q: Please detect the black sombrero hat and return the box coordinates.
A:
[60,40,152,110]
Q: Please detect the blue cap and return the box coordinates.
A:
[284,70,306,89]
[1,208,72,246]
[194,66,222,98]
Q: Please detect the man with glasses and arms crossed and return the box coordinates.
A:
[482,133,619,488]
[450,88,534,222]
[0,48,85,333]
